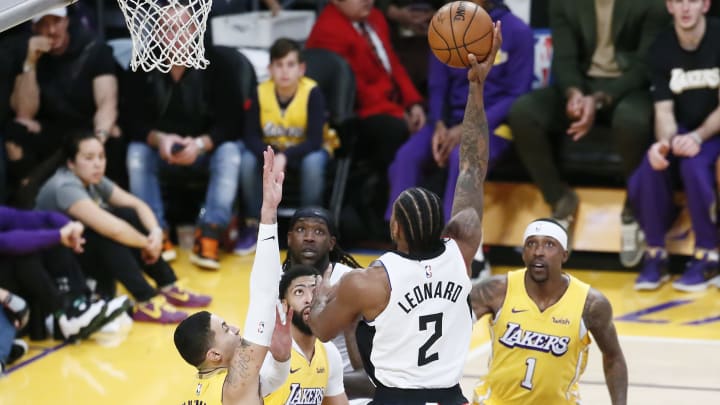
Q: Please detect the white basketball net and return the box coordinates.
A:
[115,0,212,72]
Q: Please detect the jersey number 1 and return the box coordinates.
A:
[521,357,537,390]
[418,313,443,366]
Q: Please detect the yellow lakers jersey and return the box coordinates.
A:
[473,269,591,405]
[182,368,227,405]
[264,340,329,405]
[258,77,320,151]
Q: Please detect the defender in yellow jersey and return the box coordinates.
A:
[470,219,627,405]
[174,148,292,405]
[265,266,348,405]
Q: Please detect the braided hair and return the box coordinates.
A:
[282,207,362,271]
[392,187,445,256]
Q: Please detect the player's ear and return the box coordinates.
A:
[206,348,221,363]
[561,249,569,263]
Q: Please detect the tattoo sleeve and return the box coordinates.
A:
[450,83,489,222]
[584,290,628,405]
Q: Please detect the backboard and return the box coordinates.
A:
[0,0,78,33]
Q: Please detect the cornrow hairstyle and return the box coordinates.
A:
[393,187,445,256]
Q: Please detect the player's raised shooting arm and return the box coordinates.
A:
[584,288,627,405]
[444,24,502,270]
[468,275,507,320]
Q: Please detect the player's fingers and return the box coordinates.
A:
[467,53,478,68]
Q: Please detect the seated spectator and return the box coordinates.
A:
[306,0,426,239]
[283,207,374,400]
[386,0,533,276]
[122,8,244,269]
[508,0,668,256]
[236,38,331,255]
[4,7,124,208]
[629,0,720,292]
[0,205,122,341]
[263,265,349,405]
[36,132,211,324]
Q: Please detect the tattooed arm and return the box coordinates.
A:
[468,275,508,320]
[224,147,286,404]
[444,23,503,271]
[584,288,627,405]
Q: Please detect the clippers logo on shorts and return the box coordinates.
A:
[669,67,720,94]
[498,322,570,356]
[284,383,324,405]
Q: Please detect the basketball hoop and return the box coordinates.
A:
[115,0,212,72]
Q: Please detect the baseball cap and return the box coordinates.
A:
[32,7,67,23]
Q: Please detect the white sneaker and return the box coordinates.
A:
[620,220,646,268]
[58,299,107,341]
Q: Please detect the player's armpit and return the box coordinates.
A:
[308,268,387,342]
[468,275,507,320]
[223,338,268,404]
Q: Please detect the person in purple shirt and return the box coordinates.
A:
[385,0,534,273]
[0,206,119,356]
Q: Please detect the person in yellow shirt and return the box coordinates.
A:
[469,218,627,405]
[264,265,349,405]
[174,148,292,405]
[235,38,331,256]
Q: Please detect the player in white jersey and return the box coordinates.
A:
[306,24,503,405]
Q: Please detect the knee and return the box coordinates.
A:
[301,150,329,172]
[126,142,157,171]
[214,141,242,164]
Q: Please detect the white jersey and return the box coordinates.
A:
[359,239,472,389]
[329,262,357,373]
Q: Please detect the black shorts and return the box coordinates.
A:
[370,384,468,405]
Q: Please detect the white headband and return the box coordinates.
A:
[523,220,568,250]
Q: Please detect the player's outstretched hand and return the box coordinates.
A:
[262,146,285,213]
[467,21,502,84]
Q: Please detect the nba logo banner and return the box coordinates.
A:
[532,28,553,89]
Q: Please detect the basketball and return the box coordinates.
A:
[428,1,494,68]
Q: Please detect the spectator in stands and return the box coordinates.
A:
[235,39,331,255]
[508,0,668,259]
[376,0,444,96]
[122,7,244,270]
[4,7,124,208]
[306,0,425,240]
[263,265,349,405]
[0,205,122,342]
[0,287,28,372]
[386,0,533,277]
[629,0,720,293]
[282,207,374,400]
[36,132,211,324]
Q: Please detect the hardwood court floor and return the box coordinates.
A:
[1,249,718,404]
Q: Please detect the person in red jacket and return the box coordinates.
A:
[306,0,425,240]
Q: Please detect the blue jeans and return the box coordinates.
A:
[240,149,329,218]
[0,309,15,364]
[127,141,242,228]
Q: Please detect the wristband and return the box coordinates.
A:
[688,131,702,145]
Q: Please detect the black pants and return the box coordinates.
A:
[0,247,88,340]
[509,84,653,206]
[370,385,468,405]
[347,115,409,238]
[76,207,176,302]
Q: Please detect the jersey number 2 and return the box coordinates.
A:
[418,313,443,366]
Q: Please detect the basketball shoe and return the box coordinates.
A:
[634,248,669,291]
[672,249,720,292]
